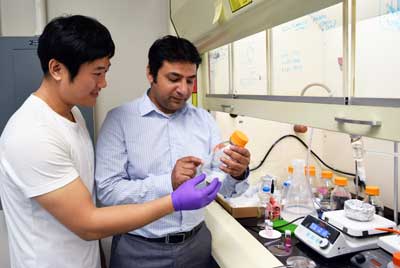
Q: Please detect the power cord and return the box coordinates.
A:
[250,134,355,177]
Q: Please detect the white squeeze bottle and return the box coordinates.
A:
[200,130,249,182]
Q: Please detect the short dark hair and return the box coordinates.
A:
[148,35,202,82]
[38,15,115,81]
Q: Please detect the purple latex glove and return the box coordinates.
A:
[171,173,221,211]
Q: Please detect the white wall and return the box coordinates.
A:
[0,0,36,35]
[46,0,168,135]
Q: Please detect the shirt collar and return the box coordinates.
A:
[139,89,190,117]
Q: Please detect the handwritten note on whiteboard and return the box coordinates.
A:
[232,31,267,94]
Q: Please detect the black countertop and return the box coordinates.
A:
[237,218,391,268]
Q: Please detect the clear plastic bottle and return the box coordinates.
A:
[364,186,384,216]
[257,185,272,228]
[200,130,248,182]
[281,159,317,222]
[387,252,400,268]
[330,177,352,210]
[317,170,334,211]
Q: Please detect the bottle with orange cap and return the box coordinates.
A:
[317,170,334,210]
[363,186,384,216]
[387,252,400,268]
[305,165,317,197]
[200,130,249,182]
[330,177,352,210]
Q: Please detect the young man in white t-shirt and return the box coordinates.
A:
[0,15,221,268]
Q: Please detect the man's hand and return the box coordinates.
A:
[219,145,250,179]
[171,156,203,190]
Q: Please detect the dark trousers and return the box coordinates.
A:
[110,223,218,268]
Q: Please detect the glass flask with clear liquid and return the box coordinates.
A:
[281,159,317,222]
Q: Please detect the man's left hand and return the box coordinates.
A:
[219,145,250,179]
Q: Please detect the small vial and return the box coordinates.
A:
[284,230,292,253]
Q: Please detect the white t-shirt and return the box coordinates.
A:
[0,95,100,268]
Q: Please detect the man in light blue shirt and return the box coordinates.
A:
[95,35,251,268]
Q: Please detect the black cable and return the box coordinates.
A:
[169,0,180,37]
[273,216,305,228]
[250,134,355,177]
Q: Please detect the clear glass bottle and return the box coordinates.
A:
[364,186,384,216]
[281,159,317,222]
[305,166,317,197]
[387,252,400,268]
[200,130,248,182]
[287,165,294,181]
[317,170,334,211]
[330,177,352,210]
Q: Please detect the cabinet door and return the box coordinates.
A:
[354,0,400,99]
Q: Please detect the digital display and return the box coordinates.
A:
[309,223,330,238]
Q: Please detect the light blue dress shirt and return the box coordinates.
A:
[95,91,242,238]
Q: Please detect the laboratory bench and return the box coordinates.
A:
[205,201,392,268]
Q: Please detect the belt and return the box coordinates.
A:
[128,222,203,244]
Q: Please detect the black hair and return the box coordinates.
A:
[148,35,201,82]
[37,15,115,81]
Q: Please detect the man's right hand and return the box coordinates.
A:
[171,173,221,211]
[171,156,203,190]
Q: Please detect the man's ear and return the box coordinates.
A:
[146,65,155,84]
[48,59,63,81]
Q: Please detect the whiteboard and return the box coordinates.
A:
[271,4,342,96]
[208,45,230,94]
[232,31,267,95]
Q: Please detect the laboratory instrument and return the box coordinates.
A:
[350,249,392,268]
[377,228,400,254]
[295,210,396,258]
[281,159,317,222]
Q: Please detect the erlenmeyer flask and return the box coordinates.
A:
[281,159,317,222]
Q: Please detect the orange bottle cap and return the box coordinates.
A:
[334,177,348,186]
[304,166,316,176]
[365,186,380,196]
[393,252,400,266]
[230,130,248,147]
[288,166,294,174]
[321,170,333,179]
